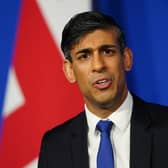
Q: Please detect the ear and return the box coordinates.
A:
[63,59,76,83]
[123,47,133,72]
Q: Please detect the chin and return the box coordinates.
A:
[94,97,115,108]
[94,90,119,105]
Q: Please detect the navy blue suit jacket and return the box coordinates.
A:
[38,95,168,168]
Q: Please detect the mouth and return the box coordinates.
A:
[93,78,112,90]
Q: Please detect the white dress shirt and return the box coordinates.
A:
[85,92,133,168]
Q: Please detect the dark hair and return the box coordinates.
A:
[61,11,126,62]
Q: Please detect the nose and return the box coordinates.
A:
[91,54,106,72]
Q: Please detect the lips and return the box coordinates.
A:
[93,78,112,90]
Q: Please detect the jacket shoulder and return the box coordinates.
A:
[133,94,168,127]
[38,112,87,168]
[42,111,85,142]
[147,102,168,127]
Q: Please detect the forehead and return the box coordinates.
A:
[71,29,118,52]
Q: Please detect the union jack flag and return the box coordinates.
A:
[0,0,89,167]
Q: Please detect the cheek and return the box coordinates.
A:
[74,68,86,81]
[111,62,126,84]
[73,62,91,84]
[73,68,90,90]
[116,68,126,89]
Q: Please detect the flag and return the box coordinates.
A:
[0,0,90,167]
[0,0,21,134]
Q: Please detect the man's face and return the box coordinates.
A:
[63,29,132,114]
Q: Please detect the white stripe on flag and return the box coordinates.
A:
[3,67,25,118]
[36,0,91,45]
[24,158,38,168]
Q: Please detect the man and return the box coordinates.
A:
[38,11,168,168]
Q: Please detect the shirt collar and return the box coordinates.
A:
[85,104,100,135]
[85,91,133,133]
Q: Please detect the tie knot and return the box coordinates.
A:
[96,120,113,134]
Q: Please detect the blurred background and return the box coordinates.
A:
[0,0,168,167]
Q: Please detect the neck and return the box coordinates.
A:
[85,90,128,119]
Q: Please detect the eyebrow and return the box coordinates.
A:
[76,48,91,55]
[100,44,119,49]
[75,44,119,55]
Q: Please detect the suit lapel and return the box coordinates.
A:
[70,112,89,168]
[130,96,152,168]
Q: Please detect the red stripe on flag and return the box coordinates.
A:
[0,0,83,167]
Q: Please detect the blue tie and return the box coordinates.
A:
[97,120,114,168]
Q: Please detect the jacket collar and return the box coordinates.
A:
[130,95,152,168]
[69,112,89,168]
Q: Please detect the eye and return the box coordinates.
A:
[77,53,90,61]
[102,48,116,56]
